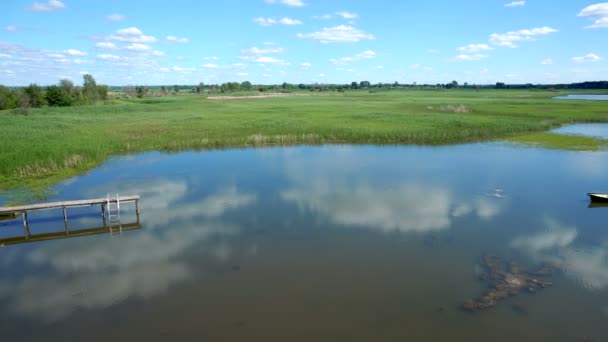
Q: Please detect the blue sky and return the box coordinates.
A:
[1,0,607,86]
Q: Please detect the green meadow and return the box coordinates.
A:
[1,89,607,197]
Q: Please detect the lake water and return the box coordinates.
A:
[553,94,608,101]
[1,140,608,341]
[552,124,608,139]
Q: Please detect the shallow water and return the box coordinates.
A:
[553,94,608,100]
[1,141,608,341]
[552,123,608,139]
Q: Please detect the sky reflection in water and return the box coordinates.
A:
[1,139,608,341]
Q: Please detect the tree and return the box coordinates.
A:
[23,83,46,108]
[351,81,359,89]
[59,79,75,95]
[82,74,98,103]
[495,82,506,89]
[359,81,371,88]
[0,85,17,110]
[173,85,179,93]
[45,85,73,107]
[241,81,252,91]
[96,85,109,101]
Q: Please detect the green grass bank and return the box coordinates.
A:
[1,89,607,198]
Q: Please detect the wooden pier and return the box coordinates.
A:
[0,195,140,229]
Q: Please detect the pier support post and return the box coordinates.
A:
[22,211,30,238]
[135,199,140,215]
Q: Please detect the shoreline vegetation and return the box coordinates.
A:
[1,86,608,202]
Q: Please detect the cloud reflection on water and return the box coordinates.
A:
[279,148,503,234]
[510,217,608,291]
[0,179,257,321]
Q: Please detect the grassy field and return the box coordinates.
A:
[1,88,608,198]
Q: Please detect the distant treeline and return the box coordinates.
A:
[0,74,108,112]
[2,79,607,111]
[130,80,608,94]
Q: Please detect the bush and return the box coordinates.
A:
[0,85,18,110]
[23,83,46,108]
[45,85,74,107]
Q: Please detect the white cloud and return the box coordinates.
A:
[297,25,375,43]
[106,13,125,21]
[236,72,248,76]
[202,63,219,69]
[253,56,290,65]
[231,63,248,69]
[5,26,19,32]
[95,42,118,50]
[166,35,190,43]
[97,54,121,61]
[265,0,305,7]
[489,26,558,48]
[27,0,65,12]
[458,43,493,53]
[64,49,87,56]
[300,62,312,68]
[172,66,196,72]
[152,50,165,56]
[253,17,302,26]
[335,11,358,19]
[0,54,11,59]
[541,58,553,65]
[241,47,285,55]
[455,54,489,61]
[579,3,608,29]
[204,56,220,60]
[572,53,602,63]
[330,50,376,65]
[125,43,151,52]
[280,17,302,25]
[504,1,525,7]
[109,27,157,43]
[253,17,277,26]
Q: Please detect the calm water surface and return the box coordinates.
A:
[553,94,608,101]
[1,141,608,341]
[552,123,608,139]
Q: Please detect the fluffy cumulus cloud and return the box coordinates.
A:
[264,0,305,7]
[241,47,285,55]
[489,26,558,48]
[106,13,125,21]
[541,58,553,65]
[253,17,302,26]
[458,43,493,53]
[26,0,65,12]
[330,50,376,65]
[335,11,358,19]
[64,49,87,56]
[166,35,190,43]
[578,3,608,29]
[95,42,118,50]
[108,27,157,43]
[125,43,151,52]
[572,53,602,63]
[504,1,525,7]
[297,25,375,43]
[300,62,312,68]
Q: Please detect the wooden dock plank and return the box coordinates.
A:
[0,195,140,214]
